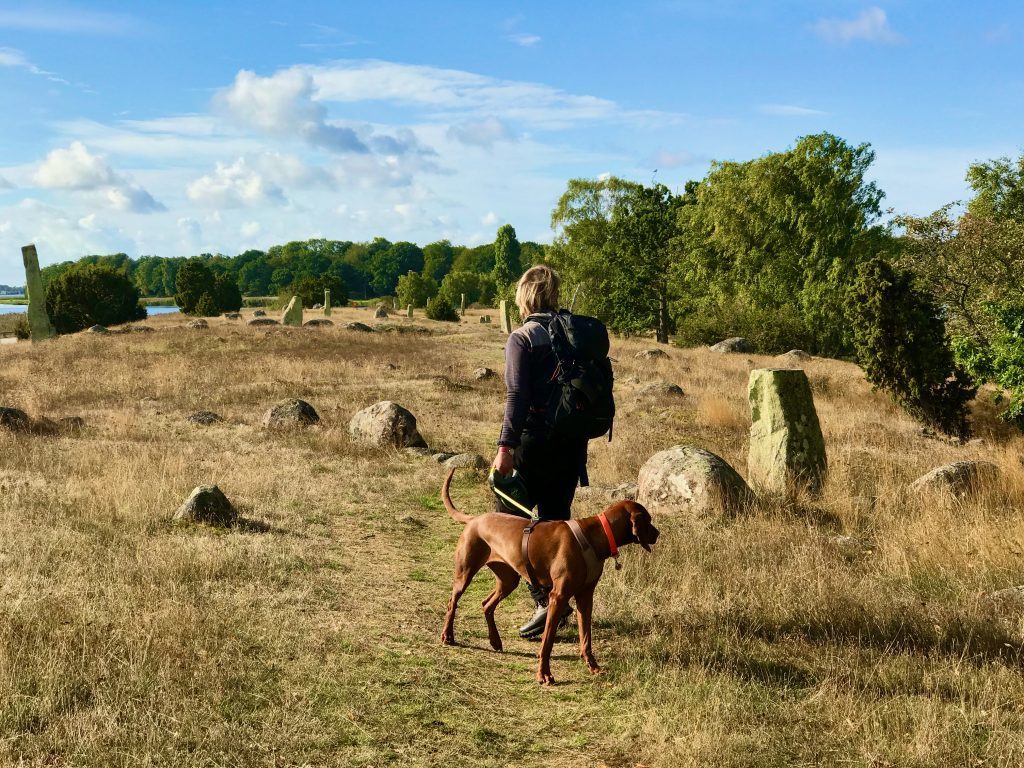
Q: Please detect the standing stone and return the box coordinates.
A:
[460,293,466,317]
[499,300,512,334]
[747,368,827,495]
[407,304,413,318]
[282,296,303,327]
[21,245,56,342]
[324,289,331,317]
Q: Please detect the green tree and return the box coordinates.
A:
[953,303,1024,426]
[45,264,147,333]
[425,293,459,322]
[370,242,424,296]
[846,257,976,438]
[676,133,886,355]
[214,274,243,312]
[396,271,439,309]
[174,259,218,315]
[438,271,482,307]
[423,240,455,282]
[492,224,522,288]
[966,153,1024,221]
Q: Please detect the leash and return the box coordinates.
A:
[492,485,536,519]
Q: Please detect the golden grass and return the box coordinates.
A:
[2,306,1024,766]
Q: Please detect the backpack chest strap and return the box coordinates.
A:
[565,519,602,584]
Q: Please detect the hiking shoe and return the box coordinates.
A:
[519,603,574,640]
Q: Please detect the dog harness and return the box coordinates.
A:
[521,514,621,589]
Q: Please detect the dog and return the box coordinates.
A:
[439,468,660,685]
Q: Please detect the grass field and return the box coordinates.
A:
[2,307,1024,766]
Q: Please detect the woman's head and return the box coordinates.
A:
[515,265,561,318]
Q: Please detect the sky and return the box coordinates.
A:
[0,0,1022,284]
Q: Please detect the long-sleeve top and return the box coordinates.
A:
[498,312,558,448]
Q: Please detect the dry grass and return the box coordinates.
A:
[2,307,1024,766]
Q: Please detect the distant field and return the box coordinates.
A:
[1,308,1023,765]
[0,297,26,305]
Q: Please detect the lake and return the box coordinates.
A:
[0,304,181,316]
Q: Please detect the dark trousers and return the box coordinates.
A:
[513,429,586,521]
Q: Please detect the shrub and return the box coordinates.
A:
[425,294,459,322]
[438,270,481,307]
[13,315,30,340]
[288,273,348,310]
[45,264,147,333]
[846,257,976,438]
[674,298,813,354]
[194,292,220,317]
[174,259,217,315]
[396,271,438,309]
[214,274,243,312]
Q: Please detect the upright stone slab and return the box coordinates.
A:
[407,304,413,318]
[282,296,303,327]
[324,289,331,317]
[21,244,56,342]
[460,293,466,316]
[499,300,512,334]
[748,368,827,495]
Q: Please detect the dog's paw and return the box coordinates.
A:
[537,671,556,686]
[489,636,503,652]
[440,632,455,646]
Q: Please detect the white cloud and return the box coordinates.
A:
[509,33,541,47]
[240,221,262,238]
[813,7,902,44]
[33,141,164,213]
[187,157,287,208]
[481,211,499,226]
[759,104,829,117]
[0,46,66,84]
[446,116,515,148]
[0,8,139,34]
[0,175,12,189]
[652,149,695,169]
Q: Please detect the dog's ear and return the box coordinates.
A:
[630,506,653,552]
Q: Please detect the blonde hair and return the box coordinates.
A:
[515,265,561,318]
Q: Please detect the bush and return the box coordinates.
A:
[846,258,976,438]
[214,274,243,312]
[425,294,459,322]
[952,302,1024,427]
[194,292,220,317]
[396,271,438,309]
[438,270,481,307]
[13,315,30,340]
[45,264,147,333]
[174,259,217,315]
[674,298,813,354]
[288,273,347,310]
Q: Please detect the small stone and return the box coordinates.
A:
[908,461,1000,496]
[479,315,491,324]
[637,381,684,397]
[776,349,812,365]
[253,309,267,317]
[431,452,457,463]
[443,453,488,470]
[374,306,388,319]
[223,312,242,320]
[473,367,497,381]
[304,318,334,327]
[0,406,31,432]
[344,322,374,332]
[87,324,110,334]
[187,411,223,425]
[187,319,209,330]
[127,325,154,333]
[262,399,320,428]
[172,485,237,527]
[247,317,280,326]
[312,303,323,310]
[404,447,433,458]
[635,348,668,360]
[381,362,399,371]
[396,514,427,528]
[349,401,426,449]
[710,337,754,354]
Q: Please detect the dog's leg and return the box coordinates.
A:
[441,536,488,646]
[574,584,600,674]
[481,563,519,652]
[536,587,567,686]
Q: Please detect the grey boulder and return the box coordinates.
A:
[172,485,237,527]
[908,461,1000,496]
[638,445,752,516]
[262,398,321,428]
[349,401,426,449]
[710,337,753,354]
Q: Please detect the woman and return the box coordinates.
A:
[492,265,588,639]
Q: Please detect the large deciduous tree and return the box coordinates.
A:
[492,224,522,288]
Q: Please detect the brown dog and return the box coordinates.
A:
[439,468,660,685]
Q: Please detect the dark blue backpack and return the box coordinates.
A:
[543,310,615,441]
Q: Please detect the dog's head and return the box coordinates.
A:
[626,502,659,552]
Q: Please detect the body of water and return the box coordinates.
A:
[0,304,181,316]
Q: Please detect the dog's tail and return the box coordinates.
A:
[442,468,475,524]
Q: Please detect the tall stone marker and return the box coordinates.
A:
[21,244,56,342]
[407,304,413,318]
[499,300,512,334]
[748,368,827,495]
[324,289,331,317]
[282,296,303,327]
[460,293,466,316]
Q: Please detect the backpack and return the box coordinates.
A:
[541,310,615,441]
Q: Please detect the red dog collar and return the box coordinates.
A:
[598,512,618,558]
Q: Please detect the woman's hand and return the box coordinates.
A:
[493,447,514,476]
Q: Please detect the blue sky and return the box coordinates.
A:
[0,0,1021,283]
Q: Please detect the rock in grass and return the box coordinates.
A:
[776,349,812,365]
[248,317,280,327]
[747,368,827,495]
[187,411,223,426]
[635,348,668,360]
[304,318,334,327]
[58,416,86,433]
[87,324,110,334]
[349,401,426,449]
[187,319,209,330]
[128,325,154,333]
[173,485,237,527]
[443,453,488,470]
[638,445,752,516]
[262,399,320,428]
[374,306,388,319]
[473,367,496,381]
[223,312,241,320]
[909,461,1000,496]
[344,322,374,333]
[252,309,267,317]
[0,406,31,432]
[637,381,684,397]
[710,337,753,354]
[431,452,457,463]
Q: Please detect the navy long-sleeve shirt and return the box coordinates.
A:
[498,312,558,448]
